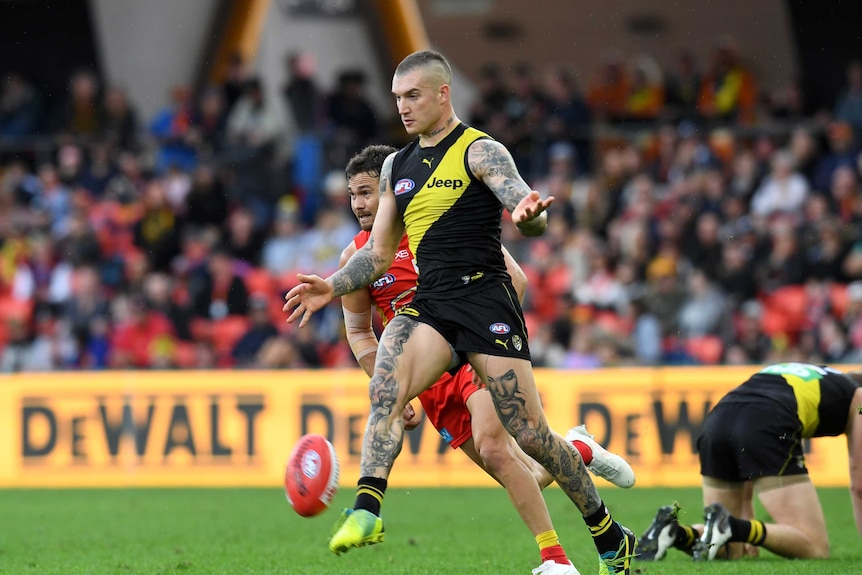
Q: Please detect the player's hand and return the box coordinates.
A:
[402,402,422,430]
[283,273,334,328]
[512,190,554,226]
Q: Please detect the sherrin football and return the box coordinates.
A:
[285,433,339,517]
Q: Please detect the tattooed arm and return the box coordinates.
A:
[467,139,553,237]
[284,153,404,327]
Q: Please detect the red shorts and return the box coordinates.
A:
[417,365,480,449]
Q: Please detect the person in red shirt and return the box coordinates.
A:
[337,145,635,575]
[110,293,175,368]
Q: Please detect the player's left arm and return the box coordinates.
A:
[467,139,553,237]
[501,245,528,304]
[848,387,862,537]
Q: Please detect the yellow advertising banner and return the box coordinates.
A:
[0,368,853,488]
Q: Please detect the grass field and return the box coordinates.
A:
[0,486,857,574]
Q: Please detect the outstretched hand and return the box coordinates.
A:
[283,273,335,328]
[512,190,554,226]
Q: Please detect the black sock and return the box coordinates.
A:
[728,516,767,545]
[584,501,624,555]
[674,523,697,551]
[354,476,387,516]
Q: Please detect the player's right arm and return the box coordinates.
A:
[339,241,378,377]
[848,387,862,536]
[284,152,405,327]
[467,139,553,237]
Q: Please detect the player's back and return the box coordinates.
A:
[721,362,860,438]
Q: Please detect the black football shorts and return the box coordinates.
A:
[697,400,808,481]
[397,281,531,363]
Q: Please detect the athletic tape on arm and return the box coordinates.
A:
[343,307,377,360]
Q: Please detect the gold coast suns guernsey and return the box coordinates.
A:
[390,123,509,298]
[721,362,860,438]
[353,230,416,323]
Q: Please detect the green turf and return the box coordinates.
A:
[0,486,856,574]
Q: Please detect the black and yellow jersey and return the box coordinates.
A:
[390,123,509,298]
[720,363,860,438]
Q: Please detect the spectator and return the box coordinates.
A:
[150,85,198,174]
[188,249,249,320]
[221,51,250,115]
[664,51,701,122]
[222,206,264,265]
[469,63,509,131]
[587,51,631,122]
[109,292,175,369]
[812,121,858,193]
[223,77,287,227]
[697,37,757,124]
[749,150,810,218]
[133,180,180,272]
[261,199,304,276]
[102,86,138,151]
[678,269,728,338]
[325,70,378,168]
[624,56,665,121]
[63,265,109,350]
[643,255,686,337]
[835,61,862,140]
[231,294,279,367]
[143,272,192,341]
[282,51,323,134]
[183,163,229,229]
[0,71,41,137]
[191,86,228,158]
[57,69,103,138]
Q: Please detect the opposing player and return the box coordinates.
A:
[285,50,636,575]
[340,144,635,574]
[636,362,862,561]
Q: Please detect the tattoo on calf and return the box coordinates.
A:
[485,368,602,515]
[360,316,417,477]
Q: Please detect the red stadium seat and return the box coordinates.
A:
[830,283,849,319]
[244,268,275,297]
[685,336,724,365]
[764,285,808,332]
[210,316,250,357]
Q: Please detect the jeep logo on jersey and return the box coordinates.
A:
[394,179,415,195]
[395,249,410,261]
[371,273,396,289]
[429,177,464,189]
[489,323,511,334]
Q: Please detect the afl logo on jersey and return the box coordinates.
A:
[489,323,511,335]
[371,273,397,289]
[394,179,415,195]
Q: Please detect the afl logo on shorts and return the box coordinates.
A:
[394,179,415,195]
[489,322,511,335]
[371,273,396,289]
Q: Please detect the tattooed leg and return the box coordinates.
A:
[471,353,603,516]
[360,316,452,478]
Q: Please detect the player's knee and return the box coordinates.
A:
[473,435,511,474]
[806,538,830,559]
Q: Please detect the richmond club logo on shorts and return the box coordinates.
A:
[489,323,511,335]
[394,179,415,195]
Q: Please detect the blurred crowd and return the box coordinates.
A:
[2,40,862,371]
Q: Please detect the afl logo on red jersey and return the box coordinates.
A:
[394,179,415,195]
[371,273,397,289]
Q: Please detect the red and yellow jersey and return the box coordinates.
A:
[353,230,417,324]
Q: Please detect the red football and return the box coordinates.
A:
[285,434,339,517]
